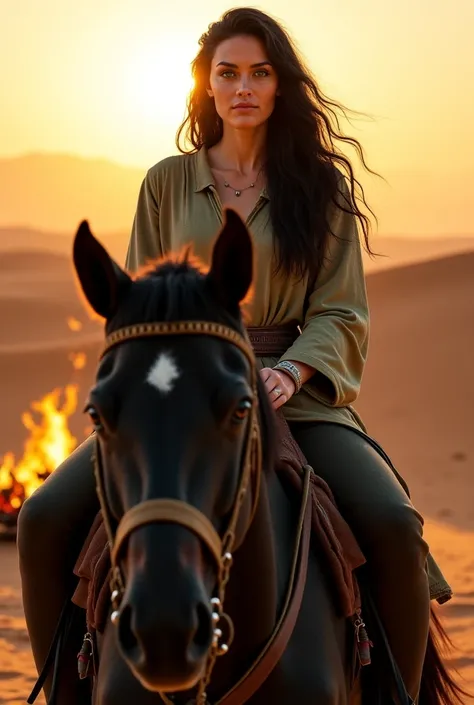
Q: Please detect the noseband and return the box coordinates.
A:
[93,320,262,705]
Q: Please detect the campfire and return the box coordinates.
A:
[0,317,87,535]
[0,385,79,531]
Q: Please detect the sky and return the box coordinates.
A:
[1,0,473,234]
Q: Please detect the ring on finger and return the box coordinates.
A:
[273,387,282,397]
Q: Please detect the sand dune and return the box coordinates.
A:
[0,153,143,234]
[362,234,474,273]
[1,223,474,277]
[0,248,473,702]
[0,228,128,265]
[358,252,474,530]
[0,544,45,705]
[0,250,101,347]
[1,153,474,238]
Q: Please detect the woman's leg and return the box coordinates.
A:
[290,422,430,702]
[17,433,99,701]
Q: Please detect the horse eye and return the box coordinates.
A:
[232,399,252,423]
[84,404,103,432]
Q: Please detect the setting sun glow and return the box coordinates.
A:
[1,0,473,234]
[121,39,195,127]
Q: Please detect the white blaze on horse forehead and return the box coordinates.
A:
[146,351,181,395]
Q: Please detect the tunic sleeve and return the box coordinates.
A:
[125,168,162,272]
[279,175,370,407]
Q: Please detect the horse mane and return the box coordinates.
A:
[108,252,277,474]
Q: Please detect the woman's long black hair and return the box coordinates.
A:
[177,7,380,280]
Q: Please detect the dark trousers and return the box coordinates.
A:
[290,422,430,700]
[17,423,430,701]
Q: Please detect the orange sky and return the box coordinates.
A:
[1,1,473,235]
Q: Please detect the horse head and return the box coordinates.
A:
[72,209,271,695]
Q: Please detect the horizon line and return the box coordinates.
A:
[0,222,473,241]
[2,150,474,181]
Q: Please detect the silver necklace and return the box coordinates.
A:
[223,167,263,197]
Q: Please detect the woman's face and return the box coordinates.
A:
[208,34,279,132]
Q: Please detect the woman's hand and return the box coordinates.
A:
[260,367,296,410]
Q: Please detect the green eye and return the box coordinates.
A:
[233,399,252,423]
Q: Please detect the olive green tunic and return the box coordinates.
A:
[125,148,368,431]
[124,147,452,604]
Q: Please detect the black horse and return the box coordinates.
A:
[61,209,463,704]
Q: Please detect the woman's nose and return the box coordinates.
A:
[236,86,252,97]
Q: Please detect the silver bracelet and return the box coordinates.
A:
[273,360,303,393]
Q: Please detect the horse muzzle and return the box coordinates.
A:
[115,544,214,691]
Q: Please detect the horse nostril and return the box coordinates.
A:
[116,592,214,679]
[117,603,140,657]
[193,601,213,651]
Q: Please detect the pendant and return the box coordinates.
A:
[223,181,255,198]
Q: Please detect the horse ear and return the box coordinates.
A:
[208,208,253,313]
[73,220,132,320]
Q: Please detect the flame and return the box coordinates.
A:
[67,316,82,332]
[0,385,79,516]
[69,351,87,370]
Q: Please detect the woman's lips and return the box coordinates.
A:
[232,103,257,109]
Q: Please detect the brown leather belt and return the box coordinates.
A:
[246,324,299,356]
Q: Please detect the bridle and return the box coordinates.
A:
[93,320,263,705]
[28,317,310,705]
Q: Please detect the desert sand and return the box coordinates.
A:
[0,240,473,703]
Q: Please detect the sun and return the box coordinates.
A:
[121,37,196,128]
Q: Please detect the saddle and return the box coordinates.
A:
[71,414,366,634]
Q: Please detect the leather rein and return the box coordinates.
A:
[93,320,312,705]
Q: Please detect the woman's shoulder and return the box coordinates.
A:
[328,164,350,195]
[326,164,353,212]
[146,152,197,185]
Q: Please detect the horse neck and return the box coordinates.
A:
[228,471,278,629]
[208,468,296,698]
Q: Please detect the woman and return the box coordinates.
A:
[18,7,451,703]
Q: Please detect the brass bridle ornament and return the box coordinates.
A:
[92,320,263,705]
